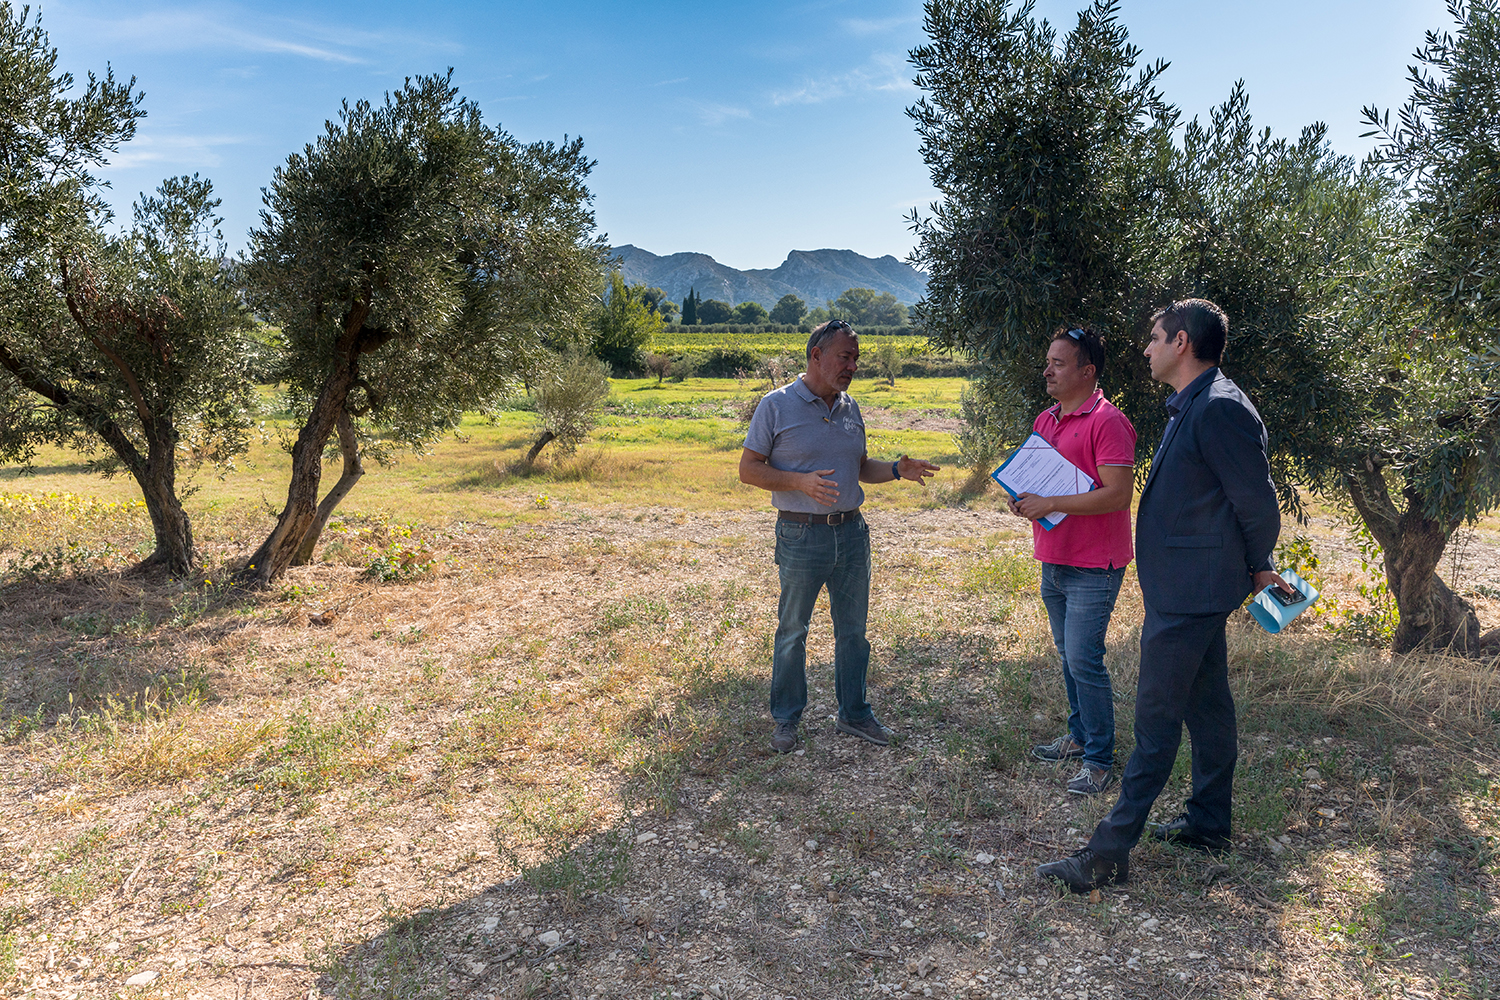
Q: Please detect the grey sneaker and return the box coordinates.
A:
[1032,734,1086,762]
[835,715,893,746]
[1067,763,1114,795]
[770,721,798,754]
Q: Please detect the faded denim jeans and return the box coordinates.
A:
[769,515,873,726]
[1040,562,1126,769]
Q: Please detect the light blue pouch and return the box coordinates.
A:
[1248,568,1320,635]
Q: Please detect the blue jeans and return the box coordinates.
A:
[770,515,873,726]
[1040,562,1126,769]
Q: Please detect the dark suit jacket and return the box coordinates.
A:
[1136,368,1280,614]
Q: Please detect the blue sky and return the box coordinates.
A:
[41,0,1450,271]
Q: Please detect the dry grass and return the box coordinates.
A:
[0,467,1497,997]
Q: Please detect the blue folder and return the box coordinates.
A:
[1247,568,1320,634]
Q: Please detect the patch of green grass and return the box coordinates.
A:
[47,822,115,904]
[317,904,449,1000]
[764,762,819,796]
[0,930,14,988]
[1234,744,1303,834]
[440,688,545,772]
[980,720,1031,771]
[289,646,347,685]
[250,703,394,798]
[594,595,670,634]
[962,551,1038,595]
[627,739,691,814]
[511,828,630,899]
[725,821,771,862]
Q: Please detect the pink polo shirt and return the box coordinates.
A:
[1030,389,1136,569]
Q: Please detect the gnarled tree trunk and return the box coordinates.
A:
[0,342,195,576]
[1345,459,1481,655]
[290,408,363,566]
[524,429,555,467]
[240,367,356,584]
[130,416,195,576]
[241,298,384,585]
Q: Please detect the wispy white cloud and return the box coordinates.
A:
[770,52,914,106]
[686,100,752,126]
[653,77,689,87]
[62,4,459,65]
[841,15,920,36]
[84,9,359,63]
[108,132,249,171]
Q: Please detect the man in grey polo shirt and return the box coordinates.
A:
[739,320,940,753]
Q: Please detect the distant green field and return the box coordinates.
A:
[605,375,965,414]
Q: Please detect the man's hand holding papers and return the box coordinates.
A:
[991,433,1097,530]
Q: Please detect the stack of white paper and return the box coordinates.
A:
[990,433,1096,531]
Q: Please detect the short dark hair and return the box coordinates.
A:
[1052,325,1104,374]
[807,319,857,360]
[1152,299,1228,363]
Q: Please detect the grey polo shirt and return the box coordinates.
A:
[744,375,867,514]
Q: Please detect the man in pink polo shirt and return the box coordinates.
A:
[1008,327,1137,795]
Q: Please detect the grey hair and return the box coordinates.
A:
[806,319,856,360]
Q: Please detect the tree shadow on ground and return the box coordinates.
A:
[312,619,1500,999]
[0,573,248,738]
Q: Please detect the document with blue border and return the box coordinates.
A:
[990,433,1096,531]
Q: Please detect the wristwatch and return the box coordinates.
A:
[891,460,901,482]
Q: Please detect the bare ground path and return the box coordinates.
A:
[1,500,1497,999]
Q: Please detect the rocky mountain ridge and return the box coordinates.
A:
[611,245,928,310]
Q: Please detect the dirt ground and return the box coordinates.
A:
[1,500,1498,1000]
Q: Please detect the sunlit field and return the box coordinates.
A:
[0,373,1497,1000]
[0,377,972,525]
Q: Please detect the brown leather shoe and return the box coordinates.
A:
[1067,763,1114,795]
[835,715,892,746]
[1032,734,1085,762]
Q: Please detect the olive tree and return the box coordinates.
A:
[243,72,608,583]
[1348,0,1500,651]
[0,4,255,575]
[524,351,611,466]
[910,0,1497,652]
[907,0,1176,428]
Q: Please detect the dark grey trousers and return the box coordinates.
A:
[1088,602,1237,856]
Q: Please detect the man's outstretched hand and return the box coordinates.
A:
[896,455,940,486]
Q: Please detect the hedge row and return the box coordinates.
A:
[668,323,925,337]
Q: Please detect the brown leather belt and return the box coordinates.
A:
[778,507,862,526]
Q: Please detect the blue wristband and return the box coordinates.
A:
[891,460,900,481]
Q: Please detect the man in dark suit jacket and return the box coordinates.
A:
[1037,298,1295,892]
